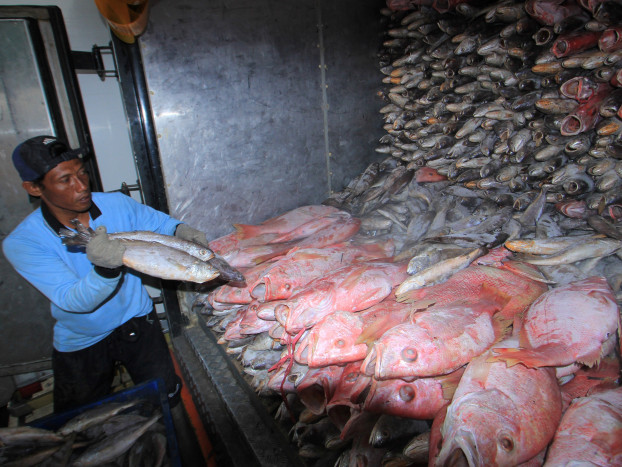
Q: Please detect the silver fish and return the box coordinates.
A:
[72,413,161,467]
[395,246,487,296]
[520,238,622,265]
[57,399,142,437]
[61,222,221,284]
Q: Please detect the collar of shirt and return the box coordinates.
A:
[41,199,103,235]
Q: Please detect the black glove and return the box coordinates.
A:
[175,223,210,248]
[86,226,126,269]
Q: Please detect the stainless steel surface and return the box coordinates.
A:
[140,0,384,240]
[180,325,302,467]
[0,18,56,368]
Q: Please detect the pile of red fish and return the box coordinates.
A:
[197,204,622,466]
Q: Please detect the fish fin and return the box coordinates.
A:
[395,288,428,303]
[488,344,568,368]
[410,299,437,313]
[500,261,555,284]
[252,244,294,265]
[355,314,398,347]
[290,251,332,261]
[59,228,91,246]
[438,366,466,401]
[233,223,263,239]
[491,312,513,342]
[576,340,608,368]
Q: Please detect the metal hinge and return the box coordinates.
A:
[71,42,118,81]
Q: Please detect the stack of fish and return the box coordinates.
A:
[193,0,622,464]
[194,201,620,465]
[0,399,170,466]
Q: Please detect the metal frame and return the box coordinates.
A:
[0,6,103,192]
[110,34,184,336]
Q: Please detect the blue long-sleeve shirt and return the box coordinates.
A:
[2,192,181,352]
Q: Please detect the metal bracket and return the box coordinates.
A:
[108,180,145,204]
[71,42,118,81]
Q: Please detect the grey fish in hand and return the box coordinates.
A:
[61,222,220,284]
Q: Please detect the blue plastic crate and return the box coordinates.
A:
[30,378,181,467]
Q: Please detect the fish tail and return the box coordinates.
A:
[59,228,91,246]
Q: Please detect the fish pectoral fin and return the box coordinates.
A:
[487,344,566,368]
[491,312,513,341]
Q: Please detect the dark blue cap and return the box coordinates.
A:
[12,136,85,182]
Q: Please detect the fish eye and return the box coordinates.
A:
[399,385,415,402]
[401,347,418,362]
[335,339,345,347]
[284,283,291,290]
[498,433,514,452]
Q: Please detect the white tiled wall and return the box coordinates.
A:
[0,0,138,193]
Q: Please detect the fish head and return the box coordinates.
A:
[305,312,366,367]
[251,266,294,302]
[437,390,522,467]
[362,323,435,380]
[281,283,336,333]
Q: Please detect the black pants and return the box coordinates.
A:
[52,310,181,414]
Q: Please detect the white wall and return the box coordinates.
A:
[0,0,138,193]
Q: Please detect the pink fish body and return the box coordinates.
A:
[399,263,549,320]
[436,340,562,466]
[544,387,622,466]
[220,241,295,269]
[491,276,619,369]
[363,296,511,380]
[292,215,361,250]
[297,297,411,368]
[268,212,351,243]
[363,367,464,420]
[233,205,340,239]
[209,231,279,256]
[275,261,409,334]
[525,0,586,25]
[250,243,390,302]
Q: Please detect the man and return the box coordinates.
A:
[2,135,209,414]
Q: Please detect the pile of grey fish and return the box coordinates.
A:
[0,399,171,467]
[324,0,622,297]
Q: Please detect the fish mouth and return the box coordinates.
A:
[274,304,289,326]
[250,282,266,300]
[361,346,378,377]
[438,429,480,467]
[444,448,470,467]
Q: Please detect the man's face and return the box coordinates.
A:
[32,159,92,215]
